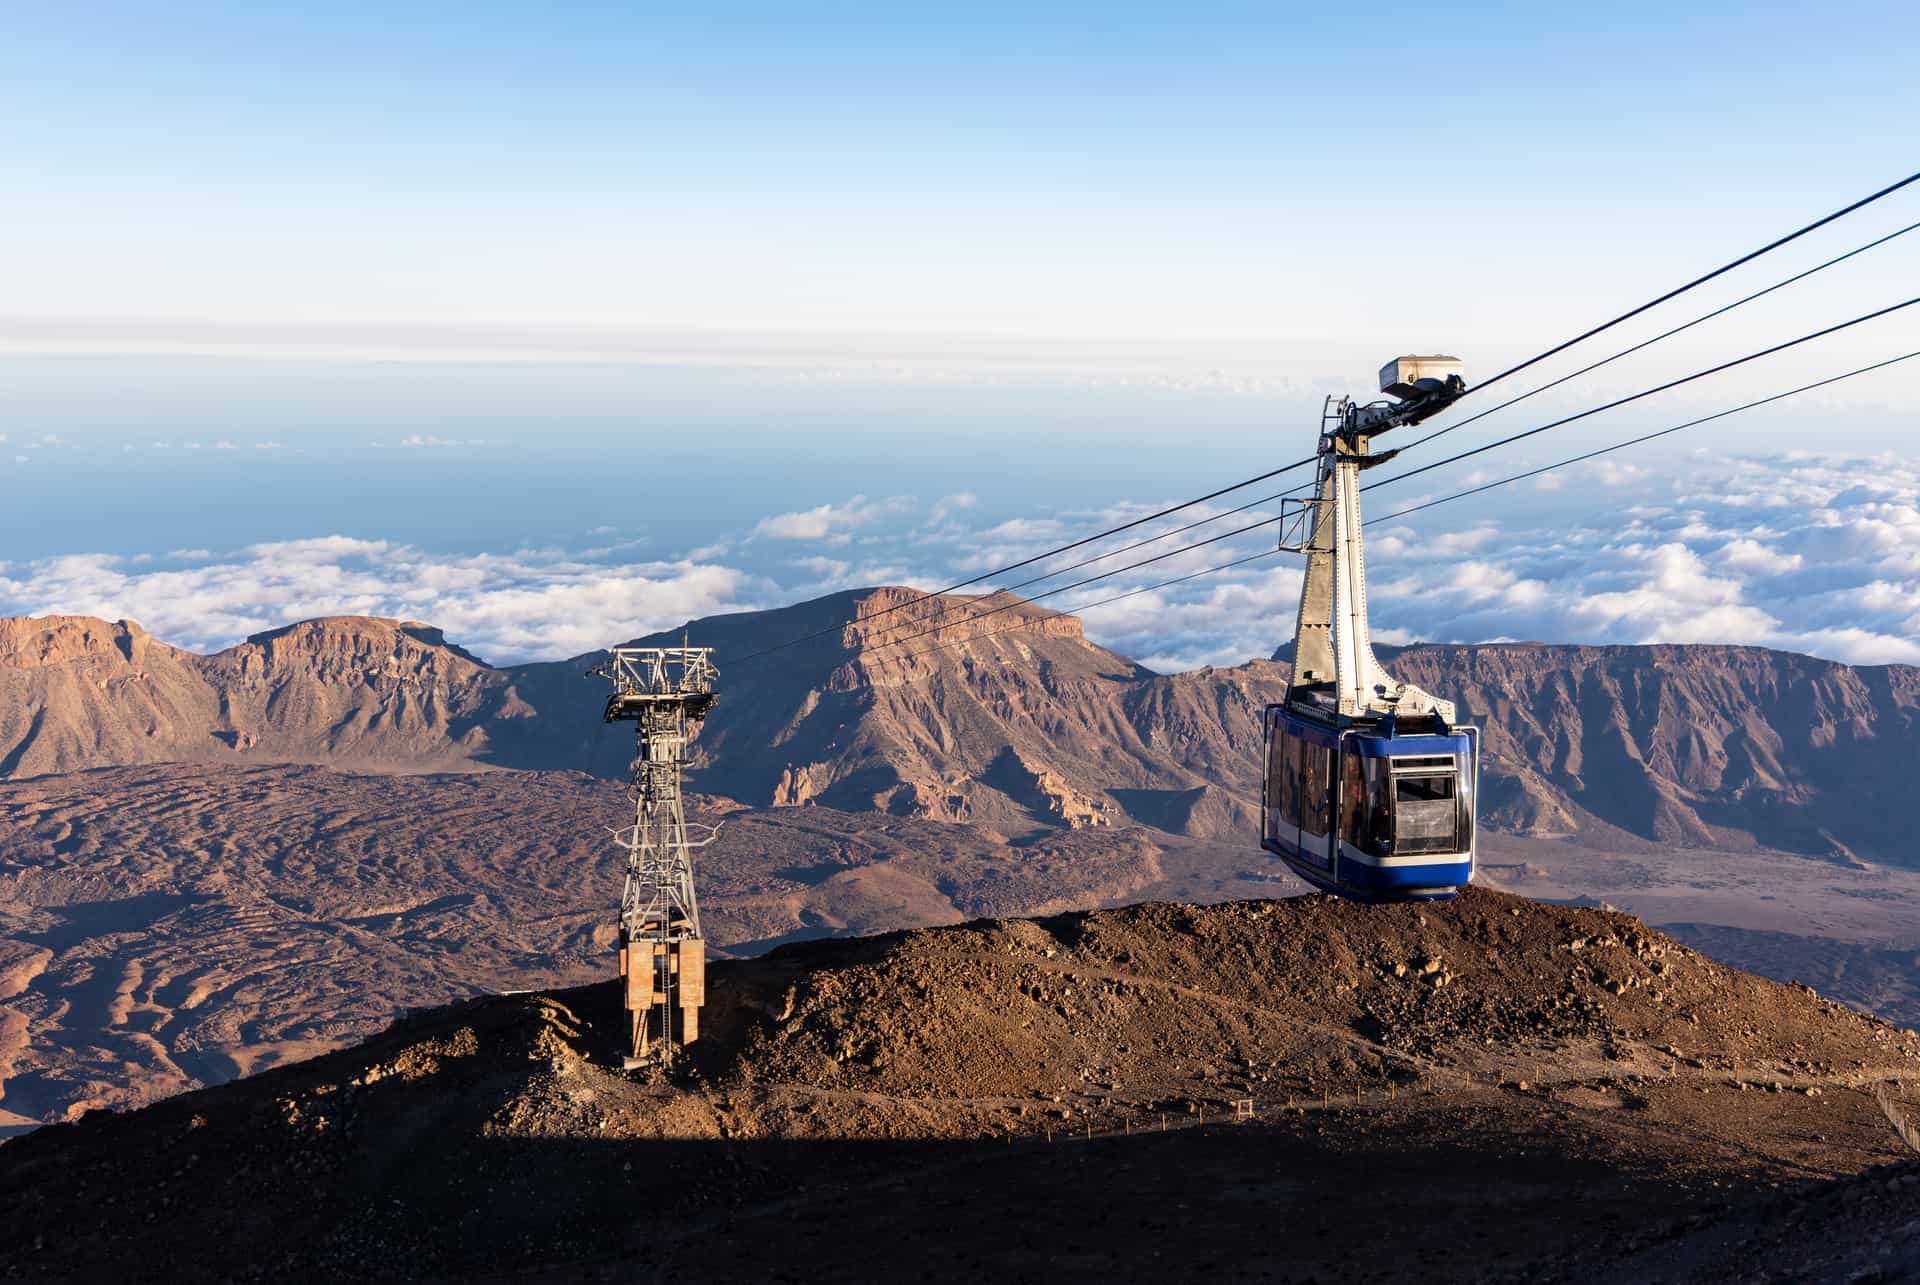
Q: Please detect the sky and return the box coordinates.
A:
[2,2,1918,669]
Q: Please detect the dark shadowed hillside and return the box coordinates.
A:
[3,889,1916,1284]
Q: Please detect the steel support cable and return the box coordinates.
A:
[737,176,1920,668]
[727,453,1319,665]
[1257,219,1920,513]
[857,299,1914,660]
[894,353,1919,669]
[1406,217,1920,450]
[1456,168,1920,400]
[856,509,1291,659]
[857,483,1299,650]
[887,547,1285,665]
[1369,351,1920,527]
[883,303,1920,660]
[1360,296,1920,496]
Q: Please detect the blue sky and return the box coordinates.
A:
[2,2,1917,667]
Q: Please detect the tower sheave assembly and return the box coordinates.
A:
[592,646,719,1067]
[1261,356,1483,903]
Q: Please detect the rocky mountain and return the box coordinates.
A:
[550,586,1286,838]
[0,614,528,778]
[4,596,1918,862]
[1382,642,1920,864]
[0,592,1286,837]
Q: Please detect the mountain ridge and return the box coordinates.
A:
[2,596,1916,861]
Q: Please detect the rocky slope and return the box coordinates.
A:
[0,593,1287,837]
[1386,642,1920,862]
[0,614,529,778]
[540,586,1286,837]
[2,888,1916,1283]
[0,763,1205,1130]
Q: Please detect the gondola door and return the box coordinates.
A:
[1298,734,1334,871]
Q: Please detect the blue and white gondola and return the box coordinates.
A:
[1258,355,1481,903]
[1260,707,1478,902]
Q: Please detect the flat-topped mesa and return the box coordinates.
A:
[840,587,1083,662]
[0,615,161,670]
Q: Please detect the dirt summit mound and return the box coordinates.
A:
[4,887,1917,1283]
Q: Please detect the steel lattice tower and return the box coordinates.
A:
[592,646,719,1067]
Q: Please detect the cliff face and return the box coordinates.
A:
[3,597,1917,859]
[0,616,220,777]
[546,587,1287,837]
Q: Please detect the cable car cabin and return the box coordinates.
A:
[1261,705,1478,902]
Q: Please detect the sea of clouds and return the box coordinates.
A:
[1,450,1914,673]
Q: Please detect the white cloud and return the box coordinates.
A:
[376,434,497,449]
[752,494,914,541]
[0,540,757,663]
[930,492,978,521]
[1586,459,1649,487]
[1716,538,1803,576]
[2,449,1915,674]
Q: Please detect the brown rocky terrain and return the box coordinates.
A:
[0,763,1258,1131]
[7,593,1920,1140]
[1,888,1916,1283]
[551,586,1286,837]
[0,596,1284,838]
[6,598,1918,866]
[0,614,528,778]
[1386,641,1920,863]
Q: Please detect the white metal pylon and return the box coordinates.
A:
[1280,359,1466,725]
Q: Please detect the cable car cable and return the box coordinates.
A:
[1369,350,1920,527]
[1361,296,1920,495]
[732,179,1920,668]
[727,453,1319,665]
[886,547,1285,665]
[875,306,1916,658]
[855,484,1300,649]
[890,353,1912,672]
[855,510,1292,659]
[1405,217,1920,449]
[1454,168,1920,401]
